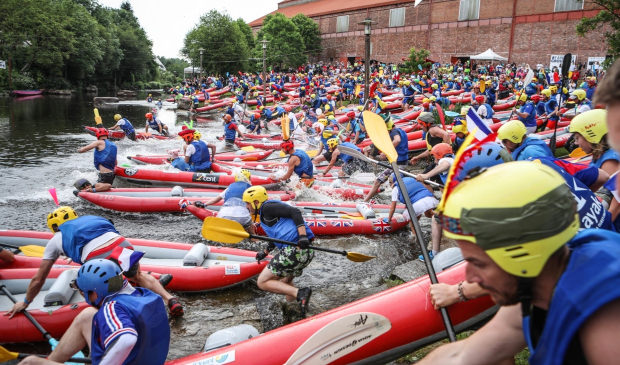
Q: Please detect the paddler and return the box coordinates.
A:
[248,112,262,134]
[473,95,494,127]
[514,92,538,135]
[320,138,368,177]
[243,186,314,318]
[77,127,116,193]
[222,114,244,146]
[195,169,255,233]
[409,112,451,166]
[569,109,619,176]
[18,259,170,365]
[416,143,454,185]
[6,206,183,319]
[171,129,216,173]
[270,140,315,187]
[497,120,553,161]
[144,112,169,136]
[419,161,620,365]
[109,113,136,141]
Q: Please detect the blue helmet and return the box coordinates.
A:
[456,142,512,181]
[76,259,123,307]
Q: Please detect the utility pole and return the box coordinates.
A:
[359,18,374,106]
[261,39,269,99]
[199,48,205,79]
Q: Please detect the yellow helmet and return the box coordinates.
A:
[318,118,329,127]
[485,80,492,85]
[322,129,335,139]
[242,186,268,211]
[429,96,437,101]
[571,89,587,101]
[452,124,467,135]
[517,93,527,102]
[431,83,438,89]
[441,161,579,278]
[114,114,122,121]
[404,80,411,86]
[497,120,527,144]
[386,119,395,131]
[541,89,551,97]
[568,109,608,144]
[549,85,558,93]
[235,169,251,182]
[193,131,201,140]
[422,98,430,103]
[311,94,316,98]
[47,206,78,232]
[327,137,339,151]
[460,106,470,116]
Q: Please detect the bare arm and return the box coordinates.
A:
[199,195,223,207]
[430,281,489,309]
[419,304,526,364]
[419,160,450,180]
[322,150,339,175]
[6,259,54,318]
[431,127,451,144]
[208,143,217,157]
[0,248,15,263]
[589,168,609,192]
[580,299,620,365]
[387,200,397,221]
[77,140,102,153]
[276,156,299,181]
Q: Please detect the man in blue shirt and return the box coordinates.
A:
[514,93,537,134]
[77,128,117,192]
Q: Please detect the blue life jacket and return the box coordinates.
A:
[263,108,273,120]
[525,83,537,96]
[591,149,620,169]
[545,99,559,121]
[259,201,314,249]
[290,150,313,178]
[585,85,596,100]
[226,107,234,118]
[92,288,170,365]
[249,116,261,134]
[338,142,360,163]
[59,216,118,264]
[512,137,553,161]
[518,102,537,127]
[94,140,117,171]
[523,229,620,365]
[536,157,613,230]
[189,141,212,171]
[391,128,409,163]
[535,102,546,117]
[453,136,465,152]
[397,177,434,204]
[147,119,160,130]
[118,118,135,135]
[225,181,251,201]
[274,106,285,116]
[482,104,494,119]
[224,122,237,141]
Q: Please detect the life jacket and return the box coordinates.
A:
[224,181,251,201]
[290,150,313,178]
[94,140,117,171]
[59,216,119,264]
[482,103,494,119]
[518,102,537,127]
[545,99,559,121]
[591,149,620,169]
[92,288,170,365]
[338,142,360,163]
[425,128,444,151]
[189,141,212,171]
[147,119,160,130]
[512,137,553,161]
[397,177,434,204]
[259,200,314,249]
[224,122,237,141]
[391,128,409,163]
[118,118,135,135]
[523,229,620,365]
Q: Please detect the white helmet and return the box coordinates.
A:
[312,122,324,132]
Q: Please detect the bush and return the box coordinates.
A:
[11,73,37,90]
[41,77,71,90]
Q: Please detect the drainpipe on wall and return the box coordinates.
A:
[507,0,517,62]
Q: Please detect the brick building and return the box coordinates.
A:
[249,0,609,67]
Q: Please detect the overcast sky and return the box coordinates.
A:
[98,0,280,59]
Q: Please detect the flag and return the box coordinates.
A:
[108,246,144,272]
[465,107,493,141]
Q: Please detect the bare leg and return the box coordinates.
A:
[47,307,96,362]
[132,269,174,305]
[256,266,298,300]
[431,215,442,253]
[363,180,382,202]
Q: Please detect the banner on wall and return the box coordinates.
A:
[550,54,576,76]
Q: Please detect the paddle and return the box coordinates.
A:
[0,345,91,364]
[362,110,457,342]
[0,285,88,362]
[550,53,572,156]
[94,108,102,125]
[201,217,375,262]
[508,68,534,121]
[568,147,587,158]
[336,145,444,188]
[0,243,45,257]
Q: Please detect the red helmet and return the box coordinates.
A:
[254,112,261,120]
[280,139,294,152]
[145,113,153,120]
[475,95,485,104]
[422,102,430,109]
[327,95,332,100]
[346,111,356,119]
[178,128,195,143]
[224,114,232,122]
[431,143,453,160]
[95,128,109,139]
[531,95,541,103]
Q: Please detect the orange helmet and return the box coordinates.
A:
[178,128,195,143]
[431,143,453,160]
[95,128,108,139]
[224,114,232,122]
[280,139,294,152]
[145,113,153,120]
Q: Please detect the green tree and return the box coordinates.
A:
[183,10,250,76]
[160,57,189,79]
[399,47,431,74]
[236,18,255,50]
[291,14,321,55]
[576,0,618,65]
[255,13,306,70]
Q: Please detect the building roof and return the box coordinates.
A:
[248,0,412,27]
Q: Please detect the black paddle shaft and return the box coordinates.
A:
[0,285,52,341]
[249,234,347,257]
[550,53,572,155]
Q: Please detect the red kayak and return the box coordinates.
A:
[166,261,496,365]
[0,231,269,294]
[127,150,273,165]
[75,187,295,213]
[84,126,171,141]
[114,166,278,189]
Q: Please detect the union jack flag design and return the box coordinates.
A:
[372,219,392,233]
[306,218,326,228]
[331,220,354,227]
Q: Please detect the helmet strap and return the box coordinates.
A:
[517,277,534,317]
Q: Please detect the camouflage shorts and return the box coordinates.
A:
[268,245,314,278]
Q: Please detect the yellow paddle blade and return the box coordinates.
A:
[201,217,250,244]
[282,115,290,141]
[306,149,318,158]
[16,245,46,257]
[94,108,102,125]
[346,252,376,262]
[241,146,256,152]
[363,111,397,163]
[569,147,586,158]
[0,345,19,362]
[480,81,486,93]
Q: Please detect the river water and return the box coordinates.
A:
[0,94,429,362]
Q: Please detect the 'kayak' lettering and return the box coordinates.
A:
[354,314,368,327]
[332,334,372,355]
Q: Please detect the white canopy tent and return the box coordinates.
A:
[183,66,203,79]
[470,49,508,61]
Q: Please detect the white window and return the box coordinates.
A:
[458,0,480,21]
[336,15,349,33]
[389,7,405,27]
[554,0,584,12]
